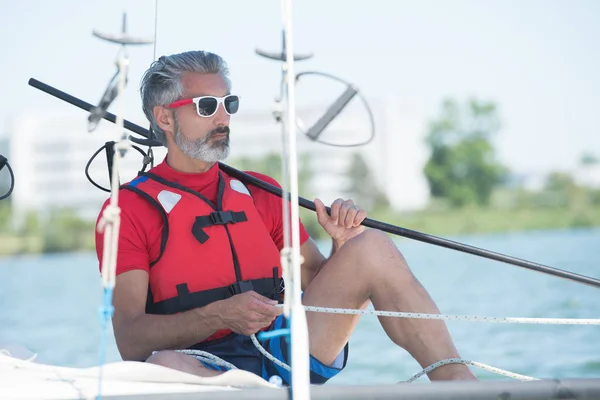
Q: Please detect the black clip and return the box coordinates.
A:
[229,280,255,296]
[210,211,234,225]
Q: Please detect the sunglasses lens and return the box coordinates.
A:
[196,98,218,116]
[224,95,240,115]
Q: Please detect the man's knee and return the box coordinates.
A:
[347,230,404,262]
[351,229,392,247]
[344,229,413,276]
[146,350,177,367]
[146,350,192,369]
[146,350,224,377]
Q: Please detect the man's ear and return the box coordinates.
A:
[154,106,174,137]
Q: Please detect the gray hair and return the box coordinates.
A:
[140,50,231,145]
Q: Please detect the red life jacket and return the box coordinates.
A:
[122,169,283,343]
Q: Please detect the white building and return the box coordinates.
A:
[6,96,430,221]
[7,111,167,221]
[230,95,430,211]
[573,164,600,189]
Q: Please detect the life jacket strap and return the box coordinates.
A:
[146,276,282,315]
[192,211,248,244]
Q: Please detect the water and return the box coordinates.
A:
[1,228,599,385]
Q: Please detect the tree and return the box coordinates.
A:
[0,200,11,233]
[42,208,95,253]
[423,98,508,207]
[544,172,577,193]
[580,152,599,166]
[344,152,389,211]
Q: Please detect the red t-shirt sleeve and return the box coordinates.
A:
[95,173,309,276]
[95,190,162,276]
[245,172,310,250]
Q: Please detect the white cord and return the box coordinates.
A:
[251,334,291,372]
[243,304,595,383]
[290,304,600,325]
[402,358,538,383]
[248,336,539,382]
[0,349,38,362]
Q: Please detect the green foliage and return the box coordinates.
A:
[343,153,389,211]
[423,98,508,207]
[545,172,577,193]
[41,209,96,253]
[21,210,41,236]
[591,189,600,206]
[0,200,11,233]
[580,152,599,166]
[368,204,600,237]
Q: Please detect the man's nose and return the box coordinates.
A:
[213,102,230,125]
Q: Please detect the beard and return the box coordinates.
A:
[173,118,230,162]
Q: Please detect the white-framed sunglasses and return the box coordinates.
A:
[168,94,240,117]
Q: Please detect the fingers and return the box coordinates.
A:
[224,292,283,335]
[333,199,365,228]
[343,203,359,228]
[329,198,344,225]
[355,209,367,227]
[314,198,328,226]
[317,198,367,229]
[252,298,282,318]
[242,299,281,335]
[241,292,281,318]
[247,290,278,305]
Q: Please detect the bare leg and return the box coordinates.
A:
[146,350,224,377]
[303,229,476,381]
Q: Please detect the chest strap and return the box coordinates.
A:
[191,211,248,244]
[146,274,282,315]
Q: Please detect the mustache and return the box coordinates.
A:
[208,126,230,138]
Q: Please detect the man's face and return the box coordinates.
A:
[171,72,232,162]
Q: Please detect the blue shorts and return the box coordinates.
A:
[189,314,348,385]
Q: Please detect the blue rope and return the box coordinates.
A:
[257,328,290,341]
[96,286,114,400]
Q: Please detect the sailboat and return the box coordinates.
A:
[2,1,600,399]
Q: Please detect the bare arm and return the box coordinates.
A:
[300,198,368,290]
[112,270,223,361]
[300,237,350,290]
[300,238,327,290]
[113,270,282,361]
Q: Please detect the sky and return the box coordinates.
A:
[1,0,599,175]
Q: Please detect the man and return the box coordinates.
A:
[95,50,476,385]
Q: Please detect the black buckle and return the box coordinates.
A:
[210,211,233,225]
[229,280,255,296]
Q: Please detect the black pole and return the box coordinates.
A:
[28,78,152,140]
[104,141,116,186]
[28,77,600,290]
[218,163,600,289]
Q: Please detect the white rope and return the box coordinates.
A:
[0,349,38,362]
[250,334,292,372]
[243,304,596,383]
[249,334,538,382]
[291,305,600,325]
[97,52,130,290]
[402,358,538,383]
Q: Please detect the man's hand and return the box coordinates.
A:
[217,291,283,336]
[314,198,367,246]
